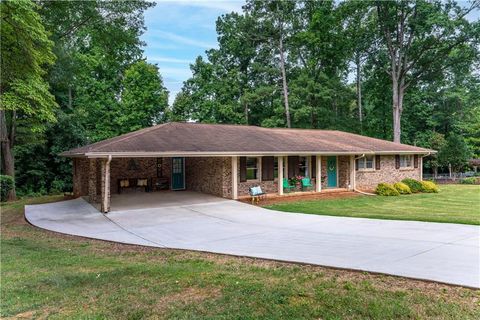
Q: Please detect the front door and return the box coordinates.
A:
[171,157,185,190]
[327,156,337,188]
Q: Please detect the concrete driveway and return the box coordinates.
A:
[26,193,480,288]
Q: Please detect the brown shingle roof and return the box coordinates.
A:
[61,122,434,157]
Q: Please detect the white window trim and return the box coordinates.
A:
[356,155,375,172]
[399,155,414,170]
[246,157,260,181]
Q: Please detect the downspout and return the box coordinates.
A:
[353,154,376,196]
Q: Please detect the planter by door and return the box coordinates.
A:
[327,156,337,188]
[171,157,185,190]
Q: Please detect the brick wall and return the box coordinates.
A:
[355,155,421,190]
[185,157,232,198]
[73,158,89,197]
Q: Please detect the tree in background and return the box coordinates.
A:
[375,0,479,143]
[438,134,472,176]
[0,0,57,200]
[117,61,169,133]
[9,0,165,196]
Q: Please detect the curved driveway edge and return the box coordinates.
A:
[25,197,480,288]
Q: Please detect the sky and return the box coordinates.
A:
[142,1,479,105]
[141,0,244,104]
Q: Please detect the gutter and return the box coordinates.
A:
[60,150,436,159]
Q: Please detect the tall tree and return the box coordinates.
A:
[246,0,296,128]
[116,61,169,133]
[376,0,479,143]
[0,0,57,200]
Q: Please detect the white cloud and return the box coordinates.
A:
[149,56,192,64]
[157,66,192,80]
[153,30,216,49]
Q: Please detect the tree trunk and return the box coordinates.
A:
[392,76,403,143]
[244,101,248,125]
[279,34,291,128]
[0,110,16,200]
[356,53,363,132]
[68,85,73,109]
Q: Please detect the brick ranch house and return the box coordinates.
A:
[61,122,434,213]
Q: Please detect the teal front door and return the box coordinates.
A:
[171,157,185,190]
[327,156,337,188]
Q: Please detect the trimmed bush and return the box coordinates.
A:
[393,182,412,194]
[0,175,14,202]
[420,181,439,193]
[375,183,400,196]
[460,177,477,185]
[401,178,423,193]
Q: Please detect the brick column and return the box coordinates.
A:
[349,155,355,191]
[88,159,97,203]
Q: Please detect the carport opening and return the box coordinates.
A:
[75,156,233,212]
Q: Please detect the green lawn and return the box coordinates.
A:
[266,185,480,225]
[1,196,479,319]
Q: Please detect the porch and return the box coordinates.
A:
[74,154,357,213]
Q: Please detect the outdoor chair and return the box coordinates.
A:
[283,178,295,193]
[249,186,267,205]
[301,177,314,191]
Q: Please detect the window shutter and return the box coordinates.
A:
[375,155,381,170]
[395,155,400,169]
[355,157,359,171]
[288,156,299,178]
[414,155,419,168]
[262,156,274,181]
[311,156,316,178]
[240,157,246,182]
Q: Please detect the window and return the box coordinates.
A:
[299,156,309,177]
[246,157,258,180]
[274,157,278,179]
[400,155,412,168]
[356,155,374,170]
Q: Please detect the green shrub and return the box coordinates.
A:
[420,180,439,193]
[393,182,412,194]
[460,177,477,185]
[401,178,423,193]
[0,175,14,201]
[375,183,400,196]
[50,179,66,193]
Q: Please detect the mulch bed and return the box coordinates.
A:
[239,191,360,207]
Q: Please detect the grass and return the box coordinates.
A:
[266,185,480,225]
[1,196,479,319]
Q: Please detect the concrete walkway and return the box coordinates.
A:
[25,194,480,288]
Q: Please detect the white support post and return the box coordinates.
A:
[278,156,284,195]
[349,155,355,191]
[101,155,112,213]
[232,156,238,200]
[316,155,322,192]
